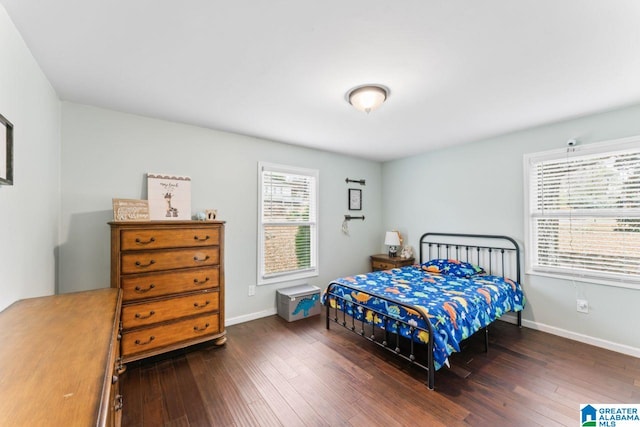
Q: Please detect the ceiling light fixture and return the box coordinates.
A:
[347,85,388,113]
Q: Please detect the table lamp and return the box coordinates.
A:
[384,231,401,258]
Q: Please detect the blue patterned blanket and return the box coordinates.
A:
[323,265,525,370]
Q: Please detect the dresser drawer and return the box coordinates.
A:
[120,227,220,251]
[121,247,219,274]
[121,267,219,301]
[121,313,220,357]
[122,292,219,328]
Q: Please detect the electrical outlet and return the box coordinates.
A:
[577,299,589,313]
[248,285,256,296]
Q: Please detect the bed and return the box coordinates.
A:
[323,232,525,390]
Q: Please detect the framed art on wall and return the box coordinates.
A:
[0,114,14,186]
[348,188,362,210]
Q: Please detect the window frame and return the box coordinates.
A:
[523,135,640,289]
[257,162,319,286]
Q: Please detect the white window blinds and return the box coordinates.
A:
[525,137,640,285]
[258,163,318,284]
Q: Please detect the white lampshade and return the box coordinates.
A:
[348,85,388,113]
[384,231,401,246]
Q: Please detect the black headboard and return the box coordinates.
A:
[419,232,521,283]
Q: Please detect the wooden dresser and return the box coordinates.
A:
[0,288,123,427]
[110,221,226,363]
[370,254,415,271]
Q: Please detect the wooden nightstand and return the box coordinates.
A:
[370,254,415,271]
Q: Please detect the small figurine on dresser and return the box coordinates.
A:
[400,245,414,259]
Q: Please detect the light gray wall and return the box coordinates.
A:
[382,103,640,354]
[0,5,61,311]
[60,102,382,323]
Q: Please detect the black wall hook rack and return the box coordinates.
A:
[345,178,366,185]
[344,215,365,221]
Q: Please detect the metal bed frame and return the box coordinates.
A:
[324,232,523,390]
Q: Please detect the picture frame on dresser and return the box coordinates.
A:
[0,113,14,186]
[147,173,191,220]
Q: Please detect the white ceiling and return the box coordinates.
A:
[3,1,640,161]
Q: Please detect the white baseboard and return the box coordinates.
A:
[500,313,640,359]
[226,307,277,326]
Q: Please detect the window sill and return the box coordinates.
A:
[526,269,639,290]
[258,270,318,286]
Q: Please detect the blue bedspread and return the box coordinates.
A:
[323,265,525,370]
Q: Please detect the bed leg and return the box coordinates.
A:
[325,303,330,330]
[484,327,489,353]
[427,340,435,390]
[517,311,522,328]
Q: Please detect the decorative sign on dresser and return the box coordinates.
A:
[110,220,226,363]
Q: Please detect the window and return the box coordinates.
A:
[524,136,640,287]
[258,162,318,285]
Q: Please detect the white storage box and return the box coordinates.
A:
[276,284,321,322]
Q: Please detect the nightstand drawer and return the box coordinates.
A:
[121,292,219,328]
[121,267,219,301]
[372,261,395,270]
[120,227,220,250]
[121,313,220,357]
[370,254,415,272]
[121,247,219,274]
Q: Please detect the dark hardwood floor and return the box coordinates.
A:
[121,314,640,426]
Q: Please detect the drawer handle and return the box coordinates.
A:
[193,255,210,262]
[193,300,210,309]
[134,284,156,293]
[135,237,156,245]
[134,336,155,346]
[194,235,210,241]
[193,323,210,332]
[114,394,123,412]
[116,357,126,375]
[135,260,156,268]
[135,310,155,319]
[193,277,210,285]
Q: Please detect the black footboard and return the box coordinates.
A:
[324,281,436,390]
